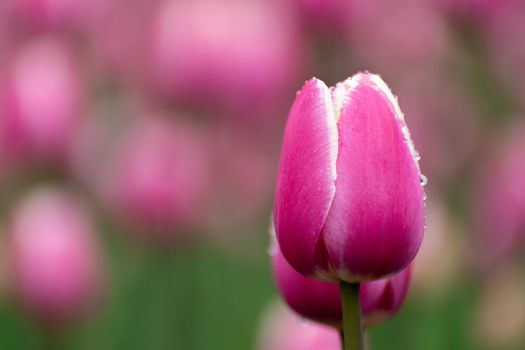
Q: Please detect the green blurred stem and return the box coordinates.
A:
[340,282,363,350]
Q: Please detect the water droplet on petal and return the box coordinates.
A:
[420,174,428,186]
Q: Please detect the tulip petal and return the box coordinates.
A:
[322,73,425,281]
[273,246,342,326]
[274,79,338,276]
[361,265,412,327]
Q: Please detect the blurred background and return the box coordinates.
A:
[0,0,525,349]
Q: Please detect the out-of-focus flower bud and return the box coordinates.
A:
[274,73,425,283]
[0,36,85,166]
[256,301,341,350]
[102,116,211,240]
[146,0,304,117]
[7,187,102,324]
[272,244,412,328]
[471,122,525,268]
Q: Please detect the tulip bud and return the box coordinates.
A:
[273,244,411,328]
[0,36,85,165]
[102,116,211,239]
[7,187,102,324]
[274,73,425,282]
[257,301,341,350]
[147,0,304,117]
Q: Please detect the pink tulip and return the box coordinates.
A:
[7,187,102,323]
[146,0,304,116]
[102,116,211,238]
[257,302,341,350]
[273,244,412,328]
[274,73,425,282]
[471,122,525,268]
[0,36,85,165]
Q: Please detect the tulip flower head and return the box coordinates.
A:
[8,188,102,324]
[103,116,211,239]
[272,243,412,328]
[0,36,85,165]
[274,73,425,283]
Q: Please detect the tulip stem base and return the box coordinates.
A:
[340,282,363,350]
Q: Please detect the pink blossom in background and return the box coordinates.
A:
[7,187,102,324]
[102,116,212,239]
[471,121,525,268]
[146,0,304,117]
[0,36,85,166]
[274,73,425,282]
[257,302,341,350]
[272,244,412,328]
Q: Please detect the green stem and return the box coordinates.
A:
[340,282,363,350]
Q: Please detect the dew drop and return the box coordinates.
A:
[267,241,278,257]
[420,174,428,187]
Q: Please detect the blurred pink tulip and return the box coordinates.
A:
[0,36,85,166]
[274,73,425,282]
[146,0,304,116]
[102,116,211,239]
[273,244,412,328]
[257,302,341,350]
[7,187,102,324]
[471,122,525,267]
